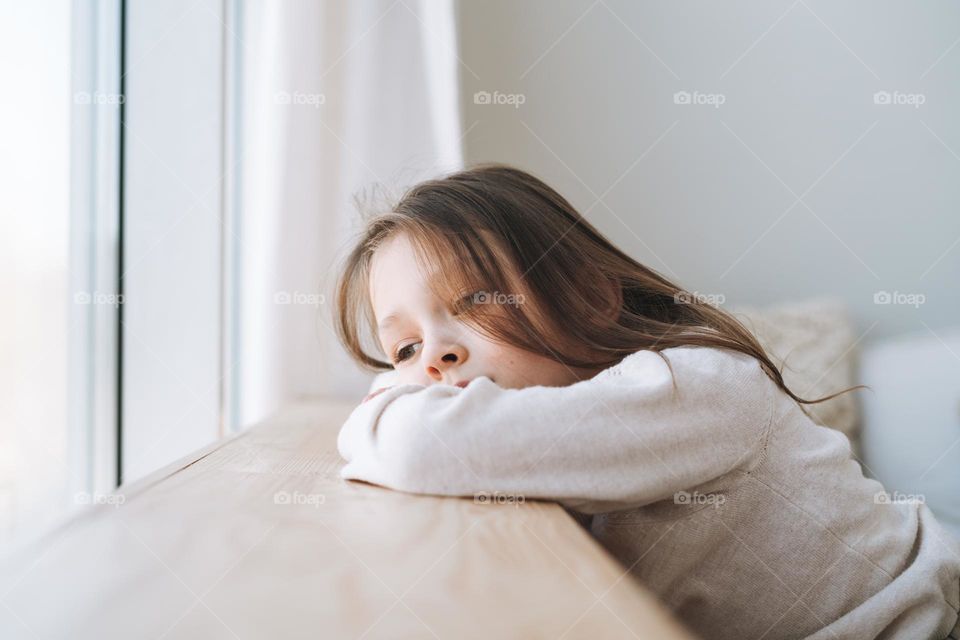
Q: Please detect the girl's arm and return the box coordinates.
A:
[337,347,776,514]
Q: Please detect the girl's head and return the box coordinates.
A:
[355,230,602,389]
[336,164,853,403]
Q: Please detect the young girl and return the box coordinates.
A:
[334,164,960,640]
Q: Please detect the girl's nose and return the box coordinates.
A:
[424,343,467,382]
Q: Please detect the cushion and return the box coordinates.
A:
[730,297,861,441]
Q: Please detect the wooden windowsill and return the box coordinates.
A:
[1,400,694,639]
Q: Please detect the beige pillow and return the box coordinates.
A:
[729,298,861,440]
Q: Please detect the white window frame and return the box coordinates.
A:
[70,0,123,494]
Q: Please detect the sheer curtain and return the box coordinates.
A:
[233,0,464,430]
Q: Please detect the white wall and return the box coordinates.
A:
[457,0,960,341]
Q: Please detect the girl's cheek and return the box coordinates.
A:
[393,368,416,385]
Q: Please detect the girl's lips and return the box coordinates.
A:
[454,379,471,388]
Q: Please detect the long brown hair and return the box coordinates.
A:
[335,163,859,406]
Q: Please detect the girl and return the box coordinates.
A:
[334,164,960,640]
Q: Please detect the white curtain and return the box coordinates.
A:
[235,0,463,429]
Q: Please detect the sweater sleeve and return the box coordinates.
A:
[336,347,776,514]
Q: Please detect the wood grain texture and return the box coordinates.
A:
[0,400,695,640]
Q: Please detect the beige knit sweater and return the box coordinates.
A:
[337,346,960,639]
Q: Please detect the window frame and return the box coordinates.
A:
[69,0,123,494]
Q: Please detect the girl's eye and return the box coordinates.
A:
[393,341,421,364]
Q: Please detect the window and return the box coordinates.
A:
[0,0,121,546]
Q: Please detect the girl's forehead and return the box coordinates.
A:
[368,234,435,308]
[367,227,528,309]
[371,234,430,282]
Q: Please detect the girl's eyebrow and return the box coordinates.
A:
[377,312,402,332]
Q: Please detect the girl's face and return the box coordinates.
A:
[368,233,598,390]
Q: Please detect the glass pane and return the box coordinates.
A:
[0,0,74,546]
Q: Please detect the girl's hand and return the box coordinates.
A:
[362,386,393,403]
